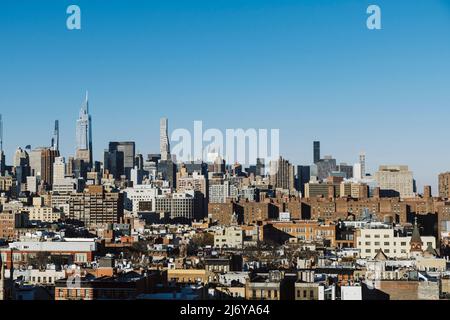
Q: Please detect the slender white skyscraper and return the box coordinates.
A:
[353,163,362,180]
[160,117,170,161]
[359,152,366,178]
[75,91,93,164]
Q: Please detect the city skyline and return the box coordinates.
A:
[2,1,450,304]
[2,0,450,190]
[0,101,445,195]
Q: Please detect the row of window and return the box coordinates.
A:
[251,289,278,299]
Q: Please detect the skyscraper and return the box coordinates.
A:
[256,158,265,176]
[29,147,60,187]
[108,141,135,178]
[313,141,320,164]
[76,91,93,165]
[51,120,59,151]
[104,149,124,179]
[296,165,311,195]
[359,152,366,178]
[0,114,5,176]
[53,156,66,182]
[269,156,295,191]
[160,117,170,161]
[0,114,3,154]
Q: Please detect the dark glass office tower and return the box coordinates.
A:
[313,141,320,164]
[104,149,125,179]
[108,141,135,179]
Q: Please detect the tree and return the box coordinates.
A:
[192,232,214,248]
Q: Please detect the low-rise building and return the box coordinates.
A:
[214,226,244,249]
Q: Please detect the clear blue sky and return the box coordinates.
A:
[1,0,450,192]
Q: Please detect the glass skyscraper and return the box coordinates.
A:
[76,92,93,164]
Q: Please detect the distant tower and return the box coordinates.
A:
[75,91,93,164]
[359,152,366,178]
[313,141,320,164]
[51,120,59,151]
[160,117,170,161]
[0,114,5,175]
[0,114,3,153]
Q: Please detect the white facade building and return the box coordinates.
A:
[356,227,436,259]
[214,226,244,249]
[374,165,415,198]
[123,184,159,213]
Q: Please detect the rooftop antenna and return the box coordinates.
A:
[85,90,89,112]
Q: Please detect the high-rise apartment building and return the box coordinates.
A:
[160,117,170,161]
[374,165,414,199]
[439,172,450,199]
[269,156,295,191]
[359,152,366,178]
[68,185,123,227]
[209,181,238,203]
[76,92,93,165]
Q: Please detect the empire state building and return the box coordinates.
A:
[75,91,93,165]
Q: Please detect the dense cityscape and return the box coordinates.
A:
[0,93,450,301]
